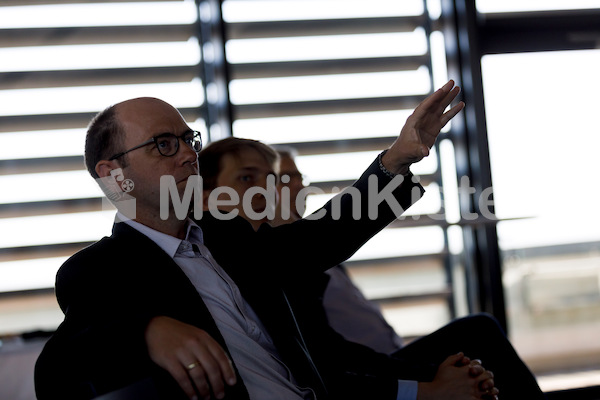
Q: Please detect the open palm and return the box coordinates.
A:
[384,80,465,175]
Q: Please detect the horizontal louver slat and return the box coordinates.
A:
[0,66,200,90]
[226,16,424,39]
[230,56,428,79]
[233,95,426,119]
[0,25,196,47]
[0,108,201,133]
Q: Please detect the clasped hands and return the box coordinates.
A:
[418,352,500,400]
[460,353,500,400]
[146,316,499,400]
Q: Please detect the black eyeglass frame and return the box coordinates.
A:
[108,130,202,160]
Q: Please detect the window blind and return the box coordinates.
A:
[0,1,206,322]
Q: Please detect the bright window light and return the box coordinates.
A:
[0,211,116,249]
[233,110,413,144]
[429,31,450,92]
[477,0,600,13]
[0,124,206,161]
[0,129,85,160]
[447,224,465,255]
[0,80,204,117]
[296,149,437,184]
[0,257,67,293]
[497,215,600,250]
[0,170,101,204]
[405,183,442,216]
[482,49,600,221]
[226,31,427,63]
[349,226,445,261]
[229,68,431,104]
[439,139,460,224]
[427,0,443,20]
[0,1,197,29]
[296,151,382,182]
[0,39,201,73]
[384,302,450,338]
[351,261,446,300]
[482,49,600,249]
[222,0,424,22]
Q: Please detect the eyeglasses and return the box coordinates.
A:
[108,130,202,160]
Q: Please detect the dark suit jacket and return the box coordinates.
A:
[34,158,423,399]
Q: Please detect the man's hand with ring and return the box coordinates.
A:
[145,316,237,400]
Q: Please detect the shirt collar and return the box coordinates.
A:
[116,212,204,258]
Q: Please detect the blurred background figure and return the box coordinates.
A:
[272,145,404,354]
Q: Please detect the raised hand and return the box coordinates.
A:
[383,80,465,175]
[145,316,237,399]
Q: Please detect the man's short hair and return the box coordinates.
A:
[198,137,279,189]
[270,144,299,161]
[84,105,127,179]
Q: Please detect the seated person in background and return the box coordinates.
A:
[198,136,544,400]
[271,145,403,355]
[270,147,546,400]
[34,81,508,400]
[198,135,499,400]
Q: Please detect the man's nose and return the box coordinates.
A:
[178,138,199,164]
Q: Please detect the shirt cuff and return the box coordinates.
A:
[396,379,418,400]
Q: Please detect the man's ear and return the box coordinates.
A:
[96,160,120,179]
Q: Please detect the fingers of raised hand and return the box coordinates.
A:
[440,100,465,127]
[436,84,462,114]
[413,80,458,117]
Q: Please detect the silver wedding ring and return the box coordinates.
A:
[186,362,198,371]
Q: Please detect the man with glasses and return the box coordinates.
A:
[108,130,203,161]
[34,85,507,400]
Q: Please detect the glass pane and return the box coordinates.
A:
[482,49,600,386]
[229,68,430,104]
[232,110,413,144]
[0,40,200,72]
[0,81,204,117]
[0,171,101,204]
[477,0,600,13]
[226,31,427,63]
[222,0,423,22]
[0,1,197,29]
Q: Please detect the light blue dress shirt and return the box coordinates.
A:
[119,214,418,400]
